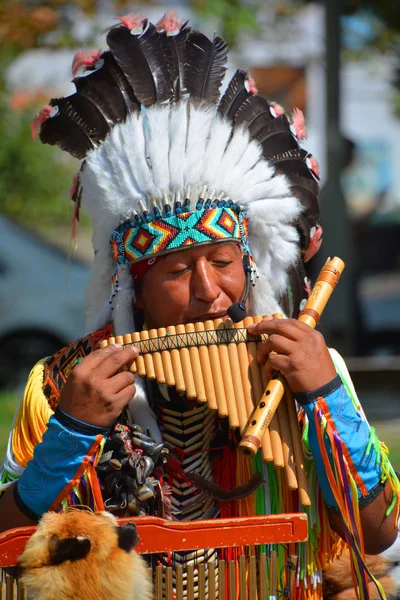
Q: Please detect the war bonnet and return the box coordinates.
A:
[33,11,322,339]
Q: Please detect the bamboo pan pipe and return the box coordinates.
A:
[239,256,345,457]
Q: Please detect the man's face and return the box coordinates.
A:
[135,242,246,329]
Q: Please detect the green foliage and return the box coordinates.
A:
[193,0,261,47]
[0,99,79,230]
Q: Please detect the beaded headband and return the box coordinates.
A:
[109,192,253,301]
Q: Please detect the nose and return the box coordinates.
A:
[191,258,221,303]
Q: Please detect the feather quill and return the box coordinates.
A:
[160,22,190,101]
[184,31,228,104]
[107,21,172,107]
[218,69,252,121]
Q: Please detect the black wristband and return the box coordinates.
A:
[294,374,342,405]
[326,480,386,515]
[14,483,40,522]
[54,407,110,436]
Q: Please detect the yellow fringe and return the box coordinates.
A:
[12,360,53,468]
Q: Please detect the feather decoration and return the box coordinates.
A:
[233,95,276,131]
[273,149,320,182]
[39,94,110,159]
[156,10,184,35]
[292,107,307,140]
[31,104,54,140]
[58,94,110,141]
[159,21,190,101]
[39,99,95,159]
[115,13,145,33]
[107,21,172,107]
[73,52,140,124]
[247,113,290,141]
[218,69,252,121]
[259,131,299,162]
[183,31,228,104]
[71,49,102,78]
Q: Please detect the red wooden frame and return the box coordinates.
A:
[0,513,308,567]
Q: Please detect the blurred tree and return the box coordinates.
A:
[190,0,260,47]
[0,1,87,232]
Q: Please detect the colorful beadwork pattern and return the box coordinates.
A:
[110,207,246,264]
[42,325,113,410]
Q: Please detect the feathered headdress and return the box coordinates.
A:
[33,12,321,336]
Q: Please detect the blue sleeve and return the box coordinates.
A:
[16,410,105,518]
[298,379,382,508]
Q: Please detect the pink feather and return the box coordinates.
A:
[156,10,183,34]
[116,13,144,32]
[304,224,323,262]
[292,107,307,140]
[309,156,320,177]
[270,102,285,117]
[246,77,258,95]
[71,50,102,77]
[30,104,53,140]
[69,173,80,200]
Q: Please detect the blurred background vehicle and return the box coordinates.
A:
[0,214,89,391]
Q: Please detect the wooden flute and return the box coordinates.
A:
[239,256,345,457]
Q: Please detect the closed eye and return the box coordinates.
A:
[213,261,233,267]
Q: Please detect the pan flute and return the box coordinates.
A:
[100,257,344,506]
[100,316,310,504]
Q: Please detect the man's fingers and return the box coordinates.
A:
[96,346,139,378]
[263,353,291,381]
[107,370,135,394]
[257,335,296,364]
[248,318,311,340]
[112,384,137,412]
[75,343,125,370]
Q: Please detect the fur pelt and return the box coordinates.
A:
[18,510,152,600]
[322,552,399,599]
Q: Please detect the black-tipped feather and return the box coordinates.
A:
[107,21,172,107]
[184,31,228,104]
[286,171,320,200]
[99,52,141,114]
[161,22,190,100]
[59,95,110,141]
[259,132,299,162]
[74,52,139,124]
[273,149,320,182]
[218,69,250,121]
[247,113,290,140]
[233,95,275,128]
[39,100,95,159]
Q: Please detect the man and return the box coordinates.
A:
[0,12,398,599]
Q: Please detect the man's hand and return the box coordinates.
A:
[247,318,336,394]
[59,344,139,428]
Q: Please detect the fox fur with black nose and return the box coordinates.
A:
[18,510,152,600]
